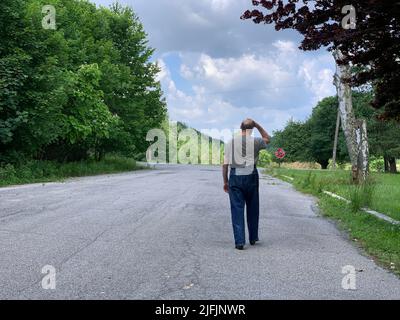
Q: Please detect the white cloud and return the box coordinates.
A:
[176,41,336,111]
[298,54,336,104]
[157,41,336,138]
[93,0,337,134]
[273,40,298,53]
[209,0,231,12]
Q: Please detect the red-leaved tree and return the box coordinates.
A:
[241,0,400,120]
[242,0,399,182]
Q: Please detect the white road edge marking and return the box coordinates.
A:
[0,182,60,192]
[268,174,399,226]
[322,190,400,226]
[322,191,351,204]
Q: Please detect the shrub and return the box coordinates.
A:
[0,164,17,182]
[0,156,138,187]
[16,163,33,180]
[258,150,273,168]
[370,157,385,173]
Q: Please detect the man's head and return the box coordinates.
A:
[240,119,255,135]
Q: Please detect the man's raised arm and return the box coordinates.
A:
[254,121,271,144]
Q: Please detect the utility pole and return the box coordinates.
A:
[332,107,341,170]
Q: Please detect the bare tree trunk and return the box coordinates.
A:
[384,155,390,173]
[332,107,341,170]
[355,119,369,181]
[389,157,398,174]
[333,50,369,183]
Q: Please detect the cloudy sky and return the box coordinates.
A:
[93,0,336,137]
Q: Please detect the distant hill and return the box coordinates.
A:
[176,121,224,146]
[175,122,224,165]
[145,121,224,164]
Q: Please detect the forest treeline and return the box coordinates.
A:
[0,0,167,164]
[2,1,399,176]
[269,91,400,173]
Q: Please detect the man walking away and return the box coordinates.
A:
[223,119,271,250]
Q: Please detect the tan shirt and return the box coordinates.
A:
[224,136,267,172]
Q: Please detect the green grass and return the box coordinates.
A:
[267,168,400,221]
[265,167,400,276]
[0,156,142,187]
[320,197,400,276]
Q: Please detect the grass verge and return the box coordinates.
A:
[265,167,400,276]
[0,156,142,188]
[267,168,400,221]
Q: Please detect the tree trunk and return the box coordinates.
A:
[389,157,397,173]
[332,106,341,170]
[384,155,390,173]
[333,50,369,184]
[355,119,369,181]
[320,160,329,170]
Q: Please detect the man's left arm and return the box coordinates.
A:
[222,164,229,193]
[222,142,231,193]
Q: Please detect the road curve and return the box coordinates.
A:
[0,164,399,299]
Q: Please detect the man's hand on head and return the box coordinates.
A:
[241,118,256,131]
[246,118,256,129]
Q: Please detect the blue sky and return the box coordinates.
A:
[93,0,337,137]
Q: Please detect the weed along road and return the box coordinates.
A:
[0,165,399,299]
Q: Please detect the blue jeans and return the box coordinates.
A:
[228,168,260,246]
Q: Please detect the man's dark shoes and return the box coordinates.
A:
[250,240,258,246]
[235,245,244,250]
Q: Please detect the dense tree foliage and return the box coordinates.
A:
[242,1,400,120]
[307,97,348,169]
[0,0,166,164]
[270,91,400,172]
[353,92,400,173]
[270,119,311,164]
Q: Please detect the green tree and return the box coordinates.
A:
[0,0,30,162]
[307,97,348,169]
[307,91,400,173]
[270,120,311,164]
[351,91,400,173]
[1,0,166,164]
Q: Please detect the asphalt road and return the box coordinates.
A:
[0,164,399,299]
